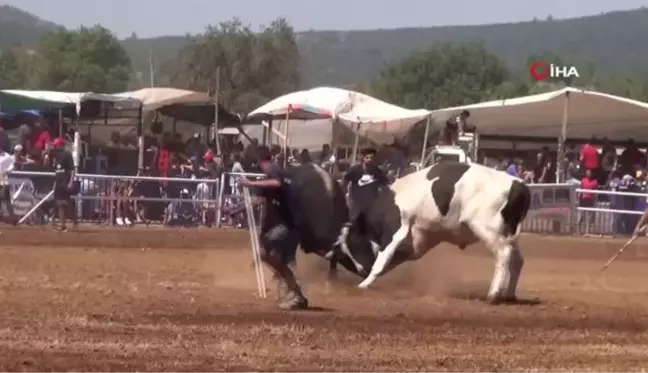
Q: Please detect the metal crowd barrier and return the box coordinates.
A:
[523,183,648,237]
[6,170,264,228]
[573,188,646,236]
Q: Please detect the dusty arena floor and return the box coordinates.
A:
[0,227,648,371]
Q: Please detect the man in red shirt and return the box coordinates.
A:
[580,141,599,179]
[579,169,598,233]
[33,122,51,154]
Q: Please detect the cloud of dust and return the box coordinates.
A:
[195,243,494,302]
[295,244,493,300]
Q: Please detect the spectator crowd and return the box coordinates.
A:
[2,117,648,236]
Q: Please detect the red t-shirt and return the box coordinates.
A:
[34,130,51,152]
[580,143,599,170]
[580,177,598,200]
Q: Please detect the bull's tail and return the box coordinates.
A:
[500,180,531,238]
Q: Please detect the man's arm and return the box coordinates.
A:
[241,167,282,189]
[245,178,281,188]
[342,165,358,190]
[374,165,390,185]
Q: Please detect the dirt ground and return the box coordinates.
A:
[1,227,648,371]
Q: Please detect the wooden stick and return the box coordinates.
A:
[601,227,646,272]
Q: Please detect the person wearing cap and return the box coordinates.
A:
[50,137,77,231]
[238,145,307,310]
[201,150,222,180]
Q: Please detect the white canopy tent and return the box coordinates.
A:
[0,89,140,115]
[0,89,143,168]
[114,88,212,112]
[427,87,648,141]
[244,86,431,159]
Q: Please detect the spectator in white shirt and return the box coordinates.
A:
[0,147,17,225]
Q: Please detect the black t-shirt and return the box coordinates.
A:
[343,163,388,204]
[262,164,293,228]
[52,149,74,187]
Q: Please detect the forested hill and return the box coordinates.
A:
[2,5,648,87]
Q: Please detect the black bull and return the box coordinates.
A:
[282,164,376,277]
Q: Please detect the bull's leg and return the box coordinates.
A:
[503,242,524,300]
[331,223,367,274]
[466,222,514,304]
[325,258,337,294]
[328,257,338,283]
[487,243,514,303]
[358,222,409,289]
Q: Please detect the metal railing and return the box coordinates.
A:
[573,187,646,236]
[6,170,264,228]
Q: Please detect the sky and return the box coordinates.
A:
[1,0,646,39]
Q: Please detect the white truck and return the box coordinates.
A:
[414,133,479,170]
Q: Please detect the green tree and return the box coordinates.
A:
[370,43,510,109]
[0,48,39,89]
[163,17,300,112]
[0,48,23,88]
[37,26,131,92]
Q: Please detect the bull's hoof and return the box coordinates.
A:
[324,250,335,260]
[357,279,372,289]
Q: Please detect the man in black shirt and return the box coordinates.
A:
[238,146,307,310]
[51,137,77,231]
[343,148,389,230]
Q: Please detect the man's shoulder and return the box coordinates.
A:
[348,164,363,173]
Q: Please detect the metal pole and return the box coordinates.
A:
[215,171,227,227]
[556,91,570,183]
[243,186,267,298]
[351,121,361,164]
[148,48,155,87]
[213,66,221,154]
[57,108,63,137]
[283,106,291,168]
[18,190,54,225]
[137,104,144,170]
[420,115,431,165]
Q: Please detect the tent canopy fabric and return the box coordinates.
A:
[115,88,240,126]
[428,87,648,141]
[244,87,431,140]
[0,90,141,115]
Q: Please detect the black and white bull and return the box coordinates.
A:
[337,162,532,303]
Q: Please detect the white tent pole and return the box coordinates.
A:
[420,115,431,165]
[556,91,570,183]
[351,120,361,164]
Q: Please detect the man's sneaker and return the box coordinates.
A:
[278,293,308,310]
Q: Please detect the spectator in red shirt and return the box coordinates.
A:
[580,140,599,178]
[579,169,598,232]
[33,123,51,154]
